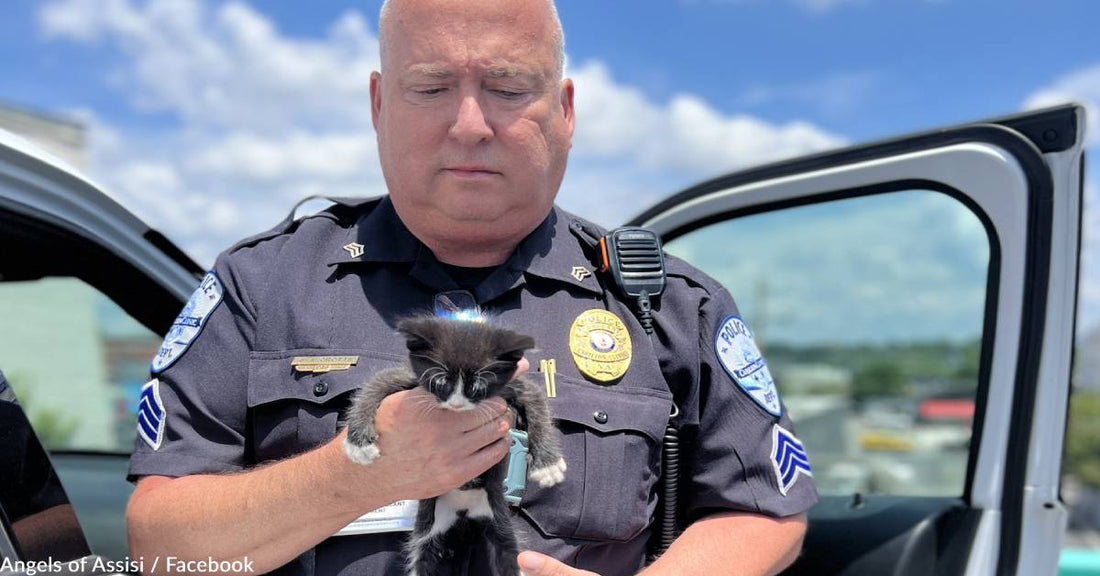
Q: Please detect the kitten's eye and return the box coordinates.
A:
[467,376,487,399]
[431,374,448,389]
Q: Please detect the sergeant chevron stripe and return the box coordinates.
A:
[770,424,812,495]
[138,379,166,450]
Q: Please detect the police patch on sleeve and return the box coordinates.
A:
[715,314,781,416]
[151,272,224,374]
[771,424,812,495]
[138,379,166,450]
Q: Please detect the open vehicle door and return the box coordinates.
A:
[0,128,201,568]
[629,104,1086,576]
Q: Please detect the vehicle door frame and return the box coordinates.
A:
[628,105,1085,576]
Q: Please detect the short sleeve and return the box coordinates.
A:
[127,253,258,482]
[680,285,819,520]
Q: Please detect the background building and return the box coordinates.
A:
[0,101,158,452]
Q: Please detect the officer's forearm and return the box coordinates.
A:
[126,438,392,574]
[638,512,806,576]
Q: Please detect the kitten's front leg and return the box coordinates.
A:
[343,367,417,465]
[512,378,566,488]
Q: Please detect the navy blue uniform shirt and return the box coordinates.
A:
[129,197,818,576]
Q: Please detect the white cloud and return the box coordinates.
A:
[38,0,384,264]
[793,0,865,13]
[39,0,143,42]
[1023,63,1100,146]
[557,61,845,225]
[680,0,945,14]
[41,0,376,133]
[38,0,845,266]
[1024,64,1100,334]
[569,61,845,174]
[736,72,879,118]
[679,0,865,13]
[186,132,380,182]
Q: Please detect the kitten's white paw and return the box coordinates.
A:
[529,457,567,488]
[344,438,380,465]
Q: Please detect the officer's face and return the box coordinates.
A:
[371,0,575,261]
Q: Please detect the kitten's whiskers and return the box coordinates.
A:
[417,366,446,384]
[415,400,438,420]
[476,403,496,428]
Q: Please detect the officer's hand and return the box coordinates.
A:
[364,388,510,501]
[513,357,530,381]
[518,552,601,576]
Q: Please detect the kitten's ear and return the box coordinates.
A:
[396,316,438,354]
[496,333,536,363]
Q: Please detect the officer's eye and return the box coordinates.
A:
[414,87,447,97]
[491,89,524,99]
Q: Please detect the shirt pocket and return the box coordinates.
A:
[246,350,404,464]
[519,375,672,543]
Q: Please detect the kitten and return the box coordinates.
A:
[343,315,566,576]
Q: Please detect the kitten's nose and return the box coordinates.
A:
[443,388,474,411]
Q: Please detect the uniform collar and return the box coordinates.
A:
[514,207,604,297]
[326,196,421,265]
[326,197,605,298]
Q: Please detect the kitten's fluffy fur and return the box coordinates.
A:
[344,315,565,576]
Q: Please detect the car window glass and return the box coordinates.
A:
[665,189,989,497]
[0,277,160,454]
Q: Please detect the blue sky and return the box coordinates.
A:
[0,0,1097,342]
[5,0,1095,138]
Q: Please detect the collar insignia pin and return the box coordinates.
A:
[343,242,365,259]
[571,266,591,282]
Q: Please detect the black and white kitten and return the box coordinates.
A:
[343,315,566,576]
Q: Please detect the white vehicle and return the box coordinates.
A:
[0,104,1086,575]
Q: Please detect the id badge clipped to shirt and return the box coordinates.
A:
[334,500,419,536]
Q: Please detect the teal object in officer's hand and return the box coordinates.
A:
[503,429,529,505]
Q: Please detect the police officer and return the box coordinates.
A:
[126,1,818,575]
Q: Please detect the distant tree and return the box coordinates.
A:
[1065,391,1100,489]
[852,359,905,403]
[5,375,80,449]
[953,339,982,381]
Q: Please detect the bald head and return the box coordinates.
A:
[369,0,576,266]
[378,0,565,82]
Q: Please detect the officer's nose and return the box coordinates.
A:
[449,96,493,145]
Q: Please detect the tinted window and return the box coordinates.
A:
[666,189,989,496]
[0,278,160,454]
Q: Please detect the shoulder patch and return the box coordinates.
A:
[137,379,166,450]
[714,314,781,416]
[152,272,225,373]
[771,424,812,495]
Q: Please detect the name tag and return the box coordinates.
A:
[291,355,360,374]
[334,500,419,536]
